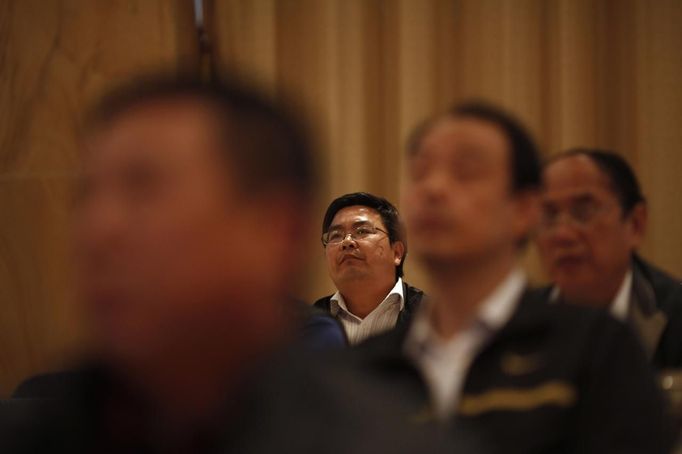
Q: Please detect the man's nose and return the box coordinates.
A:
[77,196,127,255]
[543,217,581,247]
[419,170,449,202]
[340,234,357,250]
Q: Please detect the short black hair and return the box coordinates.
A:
[407,101,542,193]
[322,192,406,280]
[545,148,645,216]
[85,72,315,199]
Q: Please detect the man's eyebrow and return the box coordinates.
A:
[542,192,597,207]
[571,193,598,204]
[453,145,489,160]
[327,219,372,231]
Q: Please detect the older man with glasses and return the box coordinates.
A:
[536,148,682,369]
[313,192,426,345]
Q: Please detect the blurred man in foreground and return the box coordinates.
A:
[536,149,682,368]
[350,102,675,453]
[314,192,425,345]
[2,74,445,453]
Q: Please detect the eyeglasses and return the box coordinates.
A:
[322,225,388,246]
[539,200,612,229]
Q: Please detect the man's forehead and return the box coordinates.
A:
[92,98,217,139]
[543,155,612,195]
[418,117,508,157]
[331,205,381,225]
[85,100,220,164]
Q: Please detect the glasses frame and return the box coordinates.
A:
[321,225,389,246]
[538,200,617,230]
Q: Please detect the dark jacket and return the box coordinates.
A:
[349,289,676,454]
[301,305,348,349]
[541,255,682,369]
[633,255,682,369]
[2,352,455,454]
[313,281,425,330]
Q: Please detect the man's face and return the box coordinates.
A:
[324,206,403,289]
[74,99,296,364]
[536,155,645,302]
[402,117,537,266]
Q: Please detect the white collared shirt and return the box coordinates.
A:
[549,269,633,321]
[404,269,526,419]
[330,278,405,345]
[611,270,633,321]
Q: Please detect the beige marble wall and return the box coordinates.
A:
[1,0,681,396]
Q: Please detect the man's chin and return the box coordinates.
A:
[92,325,164,367]
[413,240,480,262]
[334,267,371,283]
[554,276,601,303]
[414,250,462,269]
[552,267,590,288]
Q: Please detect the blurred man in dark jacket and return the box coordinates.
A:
[536,149,682,369]
[1,73,448,454]
[349,103,676,454]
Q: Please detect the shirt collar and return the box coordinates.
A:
[406,268,526,349]
[476,268,527,331]
[610,270,633,321]
[549,269,633,321]
[330,277,405,318]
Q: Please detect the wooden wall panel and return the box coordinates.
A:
[0,180,77,395]
[210,0,278,90]
[0,0,196,396]
[212,0,410,299]
[634,0,682,278]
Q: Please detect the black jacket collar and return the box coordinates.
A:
[313,281,425,329]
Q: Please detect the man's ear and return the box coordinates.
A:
[627,202,647,249]
[513,190,541,241]
[392,240,406,266]
[253,192,311,271]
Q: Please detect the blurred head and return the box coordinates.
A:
[321,193,405,292]
[402,102,541,269]
[74,73,315,366]
[536,149,646,305]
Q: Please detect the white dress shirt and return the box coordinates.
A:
[404,269,526,419]
[330,278,405,345]
[550,270,633,321]
[611,270,634,321]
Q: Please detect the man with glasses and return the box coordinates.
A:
[536,148,682,368]
[314,192,425,345]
